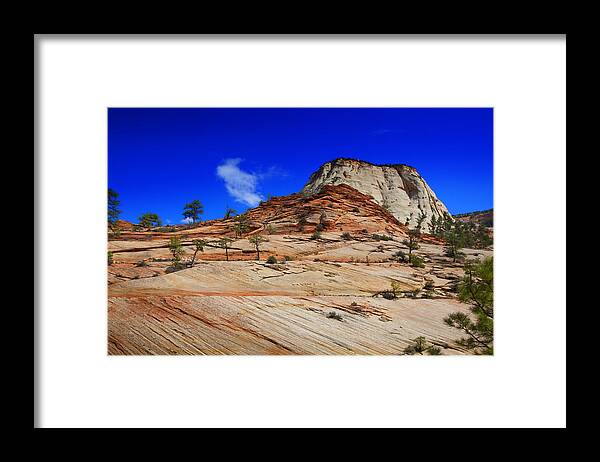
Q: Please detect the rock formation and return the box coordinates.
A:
[244,183,406,236]
[302,158,451,231]
[454,208,493,228]
[116,183,407,241]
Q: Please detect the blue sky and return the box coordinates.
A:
[108,108,493,224]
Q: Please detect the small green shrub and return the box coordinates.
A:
[135,260,148,267]
[165,262,187,273]
[310,230,321,240]
[393,250,408,262]
[326,311,343,321]
[410,255,425,268]
[284,255,292,261]
[403,336,442,355]
[444,247,465,261]
[391,280,403,297]
[168,236,185,263]
[341,232,352,240]
[266,255,278,264]
[107,251,113,265]
[382,291,396,300]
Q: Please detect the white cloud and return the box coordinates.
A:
[216,158,263,207]
[181,217,193,224]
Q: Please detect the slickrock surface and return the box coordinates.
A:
[108,230,492,355]
[302,158,451,230]
[109,294,471,355]
[110,260,423,297]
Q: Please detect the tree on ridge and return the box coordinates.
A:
[183,200,204,224]
[138,212,162,228]
[224,207,238,219]
[108,188,121,232]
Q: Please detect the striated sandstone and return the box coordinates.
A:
[113,183,407,242]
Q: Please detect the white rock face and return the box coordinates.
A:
[302,158,452,231]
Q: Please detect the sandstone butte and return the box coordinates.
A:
[108,159,493,356]
[303,158,451,231]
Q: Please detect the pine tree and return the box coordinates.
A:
[138,212,162,228]
[218,237,233,261]
[224,207,238,219]
[403,336,442,355]
[168,236,185,265]
[442,213,453,236]
[183,200,204,224]
[248,235,267,260]
[402,228,421,261]
[444,224,464,262]
[188,239,206,267]
[474,224,493,249]
[444,257,493,355]
[461,222,476,248]
[233,214,250,237]
[108,188,121,231]
[429,215,437,235]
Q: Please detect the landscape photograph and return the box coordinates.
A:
[107,107,493,356]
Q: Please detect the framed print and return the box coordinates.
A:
[35,35,566,428]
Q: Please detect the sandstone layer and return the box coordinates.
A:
[111,183,407,242]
